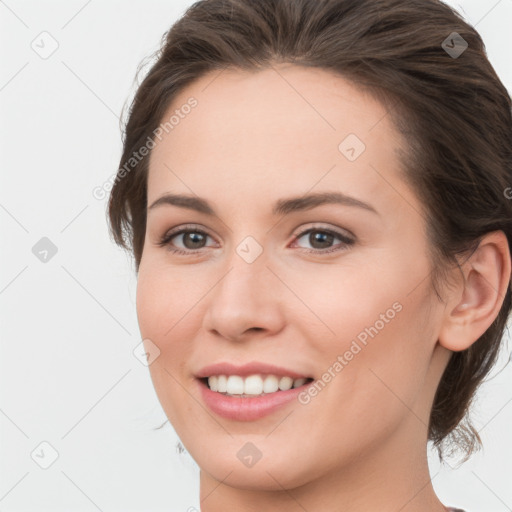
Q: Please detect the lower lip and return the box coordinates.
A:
[197,379,312,421]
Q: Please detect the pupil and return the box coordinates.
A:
[311,231,332,249]
[185,232,205,249]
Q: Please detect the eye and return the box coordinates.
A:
[290,225,355,254]
[157,223,355,256]
[157,224,216,255]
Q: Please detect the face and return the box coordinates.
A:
[136,65,451,491]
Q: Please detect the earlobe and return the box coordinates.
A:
[438,231,511,352]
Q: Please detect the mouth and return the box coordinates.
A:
[198,374,315,397]
[194,361,316,420]
[196,374,315,421]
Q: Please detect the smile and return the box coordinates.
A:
[197,375,315,421]
[205,374,313,396]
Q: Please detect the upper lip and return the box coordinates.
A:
[195,361,311,379]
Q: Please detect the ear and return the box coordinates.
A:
[438,231,511,352]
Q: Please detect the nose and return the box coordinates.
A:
[201,248,286,343]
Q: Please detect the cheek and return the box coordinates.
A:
[136,257,201,340]
[136,270,209,445]
[135,261,195,404]
[295,251,436,424]
[286,253,409,349]
[323,284,436,437]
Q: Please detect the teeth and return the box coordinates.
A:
[244,375,263,395]
[262,375,279,393]
[217,375,227,393]
[278,376,293,391]
[293,378,306,388]
[206,374,310,396]
[226,375,244,394]
[209,376,218,391]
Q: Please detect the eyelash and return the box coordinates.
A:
[157,223,355,256]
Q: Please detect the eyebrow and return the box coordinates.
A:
[148,191,378,217]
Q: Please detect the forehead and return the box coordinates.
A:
[147,64,415,217]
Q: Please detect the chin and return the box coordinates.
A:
[204,462,314,492]
[187,437,321,492]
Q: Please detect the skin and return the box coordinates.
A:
[135,64,511,511]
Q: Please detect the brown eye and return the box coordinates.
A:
[157,225,216,255]
[178,231,208,250]
[292,227,355,254]
[157,224,355,256]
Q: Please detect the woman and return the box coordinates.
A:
[107,0,512,510]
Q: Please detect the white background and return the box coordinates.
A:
[1,1,511,511]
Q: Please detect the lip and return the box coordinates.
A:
[195,361,311,379]
[197,378,313,421]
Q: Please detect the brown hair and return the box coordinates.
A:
[107,0,512,463]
